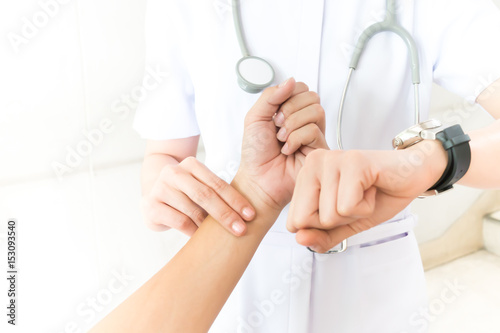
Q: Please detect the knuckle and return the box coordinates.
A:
[191,207,206,223]
[319,214,334,228]
[211,175,228,193]
[306,148,326,163]
[306,91,320,103]
[337,204,352,217]
[151,182,171,204]
[145,220,169,232]
[296,82,309,91]
[313,104,325,119]
[180,156,197,168]
[145,204,164,226]
[160,164,179,179]
[219,209,235,224]
[281,102,296,118]
[286,131,298,146]
[175,215,193,231]
[312,91,320,103]
[311,124,322,136]
[149,205,165,224]
[325,150,343,164]
[289,213,309,230]
[343,150,363,165]
[282,117,292,130]
[294,219,309,231]
[193,186,214,205]
[288,217,301,229]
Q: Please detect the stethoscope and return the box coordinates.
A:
[232,0,421,253]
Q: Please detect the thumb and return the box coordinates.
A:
[246,77,296,122]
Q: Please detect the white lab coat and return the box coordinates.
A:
[134,0,500,332]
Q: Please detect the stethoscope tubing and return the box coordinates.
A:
[232,0,422,253]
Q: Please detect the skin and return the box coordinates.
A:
[287,78,500,253]
[90,78,329,332]
[89,77,500,331]
[140,80,326,236]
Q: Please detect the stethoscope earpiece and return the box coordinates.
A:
[236,56,275,94]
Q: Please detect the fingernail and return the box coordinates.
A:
[278,77,292,88]
[231,221,245,235]
[242,207,255,220]
[309,246,321,253]
[274,112,285,126]
[277,127,287,141]
[281,143,289,154]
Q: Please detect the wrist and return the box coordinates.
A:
[231,173,283,228]
[393,120,471,195]
[406,139,448,190]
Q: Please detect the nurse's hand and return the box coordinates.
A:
[142,155,256,236]
[273,83,326,154]
[235,78,328,212]
[286,144,447,253]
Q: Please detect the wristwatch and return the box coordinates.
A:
[392,119,472,196]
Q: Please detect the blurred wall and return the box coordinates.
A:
[0,1,499,332]
[0,1,188,332]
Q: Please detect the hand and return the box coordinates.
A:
[235,78,328,212]
[286,141,447,253]
[142,157,256,236]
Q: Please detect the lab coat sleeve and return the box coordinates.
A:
[432,0,500,102]
[133,0,200,140]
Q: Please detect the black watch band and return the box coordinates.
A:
[428,125,471,193]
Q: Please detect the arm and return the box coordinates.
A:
[459,78,500,188]
[139,75,329,237]
[287,78,500,253]
[91,78,328,332]
[90,176,280,333]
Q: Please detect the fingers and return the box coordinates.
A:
[287,150,376,238]
[267,78,297,106]
[280,123,328,155]
[170,159,254,236]
[143,157,256,236]
[336,152,377,218]
[295,219,377,253]
[271,87,326,155]
[274,91,324,133]
[159,186,208,227]
[141,197,198,236]
[246,78,296,123]
[181,157,255,221]
[288,150,418,252]
[275,103,325,139]
[318,164,355,227]
[286,151,323,233]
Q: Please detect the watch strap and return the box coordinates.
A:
[428,125,471,192]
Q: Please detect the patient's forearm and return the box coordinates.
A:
[90,176,281,333]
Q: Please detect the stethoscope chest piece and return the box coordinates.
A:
[236,56,275,93]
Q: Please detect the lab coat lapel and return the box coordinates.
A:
[288,5,325,332]
[295,0,325,92]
